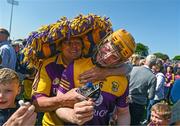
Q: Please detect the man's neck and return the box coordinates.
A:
[61,56,71,67]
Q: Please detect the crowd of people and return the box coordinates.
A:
[0,13,180,126]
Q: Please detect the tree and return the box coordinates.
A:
[135,43,149,57]
[154,52,169,60]
[173,55,180,60]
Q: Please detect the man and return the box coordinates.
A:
[55,29,136,125]
[0,28,17,70]
[30,15,133,126]
[128,54,157,125]
[32,36,132,126]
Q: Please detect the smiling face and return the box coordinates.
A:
[61,37,83,65]
[0,79,20,109]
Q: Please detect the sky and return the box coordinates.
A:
[0,0,180,59]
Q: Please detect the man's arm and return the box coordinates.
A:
[0,47,10,67]
[116,106,130,125]
[79,62,132,83]
[33,88,86,112]
[148,77,157,100]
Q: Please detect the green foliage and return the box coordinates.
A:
[135,43,149,57]
[173,55,180,60]
[154,52,169,60]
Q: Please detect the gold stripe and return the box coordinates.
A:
[59,83,69,90]
[61,79,69,85]
[60,81,69,88]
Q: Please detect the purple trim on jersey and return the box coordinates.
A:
[58,62,75,93]
[64,62,75,89]
[116,85,129,108]
[45,62,65,96]
[32,93,48,100]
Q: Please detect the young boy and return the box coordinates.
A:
[0,68,21,125]
[148,102,171,126]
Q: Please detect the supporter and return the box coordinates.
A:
[170,100,180,125]
[148,102,171,126]
[128,54,157,125]
[0,28,17,70]
[0,68,21,125]
[129,54,141,66]
[164,65,175,104]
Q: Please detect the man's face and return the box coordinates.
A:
[0,80,20,109]
[0,33,8,42]
[95,41,121,67]
[61,38,83,64]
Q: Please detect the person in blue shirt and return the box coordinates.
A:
[0,28,17,70]
[170,79,180,103]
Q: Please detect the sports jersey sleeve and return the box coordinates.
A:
[116,85,129,108]
[32,61,52,100]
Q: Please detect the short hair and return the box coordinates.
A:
[0,28,10,37]
[145,54,157,67]
[129,54,140,66]
[151,102,171,120]
[0,68,19,84]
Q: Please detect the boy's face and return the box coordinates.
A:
[0,80,20,109]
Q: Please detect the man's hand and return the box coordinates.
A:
[72,99,94,125]
[56,99,94,125]
[60,88,87,108]
[79,66,107,84]
[3,104,37,126]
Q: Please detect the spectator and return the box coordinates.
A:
[128,54,157,125]
[0,68,32,125]
[164,65,175,104]
[0,28,17,70]
[170,100,180,125]
[175,64,180,80]
[145,59,166,123]
[170,79,180,104]
[148,102,171,126]
[129,54,141,66]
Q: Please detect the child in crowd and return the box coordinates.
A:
[164,66,175,104]
[148,102,171,126]
[0,68,21,125]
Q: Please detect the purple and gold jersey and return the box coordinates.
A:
[58,58,129,125]
[32,55,65,126]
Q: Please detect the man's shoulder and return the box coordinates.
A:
[75,57,91,63]
[41,55,59,67]
[0,44,10,49]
